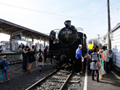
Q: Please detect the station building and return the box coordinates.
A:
[102,23,120,72]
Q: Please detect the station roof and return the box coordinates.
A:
[0,18,49,41]
[111,23,120,33]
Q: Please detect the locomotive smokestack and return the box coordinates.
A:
[64,20,71,27]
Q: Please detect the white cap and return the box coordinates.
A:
[79,44,82,47]
[2,55,7,59]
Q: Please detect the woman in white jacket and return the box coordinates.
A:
[36,50,44,72]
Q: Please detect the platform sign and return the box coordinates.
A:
[12,33,22,40]
[20,38,26,41]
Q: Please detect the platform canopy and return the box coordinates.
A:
[0,18,49,41]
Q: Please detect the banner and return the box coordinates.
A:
[12,33,22,40]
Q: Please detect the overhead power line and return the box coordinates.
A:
[0,2,91,20]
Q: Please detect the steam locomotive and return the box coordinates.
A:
[48,20,87,66]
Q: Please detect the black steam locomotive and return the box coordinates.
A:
[49,20,87,66]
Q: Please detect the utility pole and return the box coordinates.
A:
[107,0,111,50]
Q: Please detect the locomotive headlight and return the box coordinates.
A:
[65,34,69,39]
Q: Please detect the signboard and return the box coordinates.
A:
[12,33,22,40]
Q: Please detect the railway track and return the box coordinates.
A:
[26,66,83,90]
[64,73,83,90]
[26,68,73,90]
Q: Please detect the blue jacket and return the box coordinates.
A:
[88,49,92,55]
[75,47,82,59]
[0,60,9,70]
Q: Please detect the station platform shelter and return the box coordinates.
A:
[0,18,49,52]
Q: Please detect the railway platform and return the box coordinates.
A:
[86,70,120,90]
[0,62,56,90]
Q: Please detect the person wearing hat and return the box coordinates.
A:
[75,44,83,75]
[0,55,9,83]
[36,50,44,72]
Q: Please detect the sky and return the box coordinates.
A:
[0,0,120,41]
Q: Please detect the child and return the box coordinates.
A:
[0,55,9,83]
[36,50,44,72]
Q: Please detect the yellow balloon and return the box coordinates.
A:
[88,44,93,50]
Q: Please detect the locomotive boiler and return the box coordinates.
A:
[49,20,87,66]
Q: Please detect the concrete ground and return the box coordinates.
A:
[0,62,56,90]
[0,61,120,90]
[86,70,120,90]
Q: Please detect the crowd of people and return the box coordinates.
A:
[22,45,51,73]
[74,44,114,82]
[0,45,51,83]
[87,46,114,82]
[0,44,114,83]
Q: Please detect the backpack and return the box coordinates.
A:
[0,61,5,69]
[38,54,42,62]
[91,53,99,60]
[91,53,101,68]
